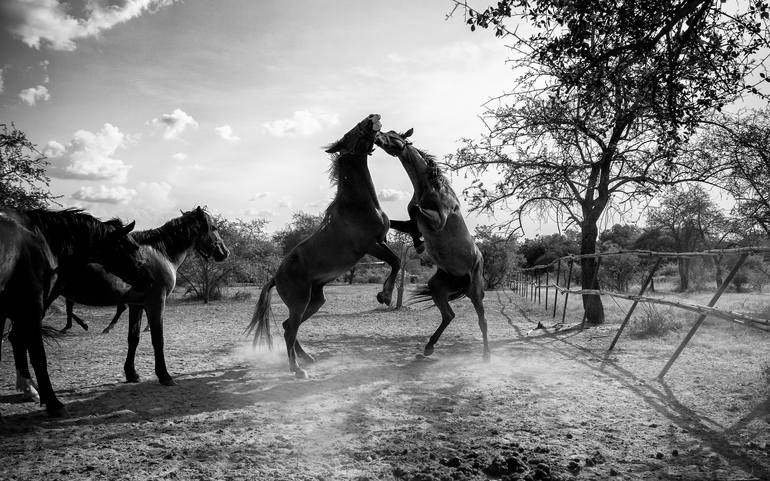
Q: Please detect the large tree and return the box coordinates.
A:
[0,124,59,208]
[449,0,769,324]
[698,108,770,236]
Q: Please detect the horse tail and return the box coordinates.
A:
[245,277,276,349]
[411,272,470,305]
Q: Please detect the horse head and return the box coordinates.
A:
[93,218,151,287]
[324,113,381,156]
[374,128,413,156]
[190,206,230,262]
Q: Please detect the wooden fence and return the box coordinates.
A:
[509,247,770,378]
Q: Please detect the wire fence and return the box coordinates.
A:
[509,247,770,378]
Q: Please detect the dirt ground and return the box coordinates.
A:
[1,284,769,481]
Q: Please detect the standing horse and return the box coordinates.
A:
[246,113,400,378]
[0,208,141,416]
[374,128,490,360]
[13,207,229,391]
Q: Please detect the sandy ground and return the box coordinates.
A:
[1,284,769,480]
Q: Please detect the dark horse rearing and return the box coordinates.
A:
[375,128,490,360]
[0,208,141,416]
[246,114,400,378]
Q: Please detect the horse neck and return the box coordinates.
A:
[133,220,199,267]
[398,146,431,194]
[334,154,380,206]
[24,211,98,264]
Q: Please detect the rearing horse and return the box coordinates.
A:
[246,114,400,378]
[375,128,490,360]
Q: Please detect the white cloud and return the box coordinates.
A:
[46,123,131,182]
[171,152,187,161]
[244,208,276,218]
[215,125,240,142]
[0,68,5,94]
[378,188,409,202]
[40,59,49,83]
[148,108,198,139]
[305,199,328,212]
[263,110,339,137]
[277,197,292,208]
[0,0,177,51]
[19,85,49,105]
[250,192,270,201]
[72,185,136,204]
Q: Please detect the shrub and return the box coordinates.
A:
[231,290,252,301]
[629,306,682,339]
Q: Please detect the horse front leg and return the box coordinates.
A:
[124,305,144,382]
[366,242,401,306]
[145,295,174,386]
[468,261,490,362]
[9,323,39,403]
[63,300,89,332]
[424,270,456,357]
[20,301,65,416]
[389,219,424,253]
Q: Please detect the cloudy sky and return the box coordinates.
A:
[0,0,515,232]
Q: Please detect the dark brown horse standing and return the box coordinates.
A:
[0,208,141,416]
[246,114,400,378]
[375,128,490,360]
[12,207,229,396]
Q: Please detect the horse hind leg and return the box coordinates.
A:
[468,267,491,362]
[102,303,127,334]
[367,242,400,306]
[123,306,144,382]
[423,271,456,357]
[294,286,326,365]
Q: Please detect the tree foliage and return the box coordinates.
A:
[474,225,514,289]
[448,0,769,323]
[0,124,59,208]
[178,216,280,303]
[272,211,325,254]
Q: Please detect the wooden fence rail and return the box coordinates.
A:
[509,247,768,378]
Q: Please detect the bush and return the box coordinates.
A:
[629,306,682,339]
[367,275,382,284]
[231,290,252,301]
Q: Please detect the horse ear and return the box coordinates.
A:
[114,220,135,237]
[324,139,343,154]
[403,128,414,138]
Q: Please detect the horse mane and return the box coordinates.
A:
[413,147,450,192]
[23,208,120,259]
[131,209,208,258]
[326,152,343,185]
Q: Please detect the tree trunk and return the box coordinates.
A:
[714,255,723,288]
[677,258,690,291]
[580,220,605,325]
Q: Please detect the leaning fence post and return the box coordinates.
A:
[552,260,562,319]
[561,258,574,324]
[658,252,749,379]
[608,256,663,350]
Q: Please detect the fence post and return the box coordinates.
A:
[537,270,542,305]
[658,252,749,379]
[608,256,662,350]
[561,259,574,325]
[553,260,561,319]
[544,269,550,312]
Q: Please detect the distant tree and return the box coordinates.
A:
[599,224,641,249]
[449,0,769,324]
[178,216,279,303]
[0,124,59,208]
[518,233,579,268]
[474,225,513,289]
[272,211,325,254]
[646,185,727,291]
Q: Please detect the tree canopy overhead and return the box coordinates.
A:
[0,124,59,209]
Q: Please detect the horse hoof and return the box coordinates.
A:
[46,403,67,418]
[22,386,40,403]
[423,345,434,357]
[294,369,309,379]
[159,378,176,386]
[125,373,140,383]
